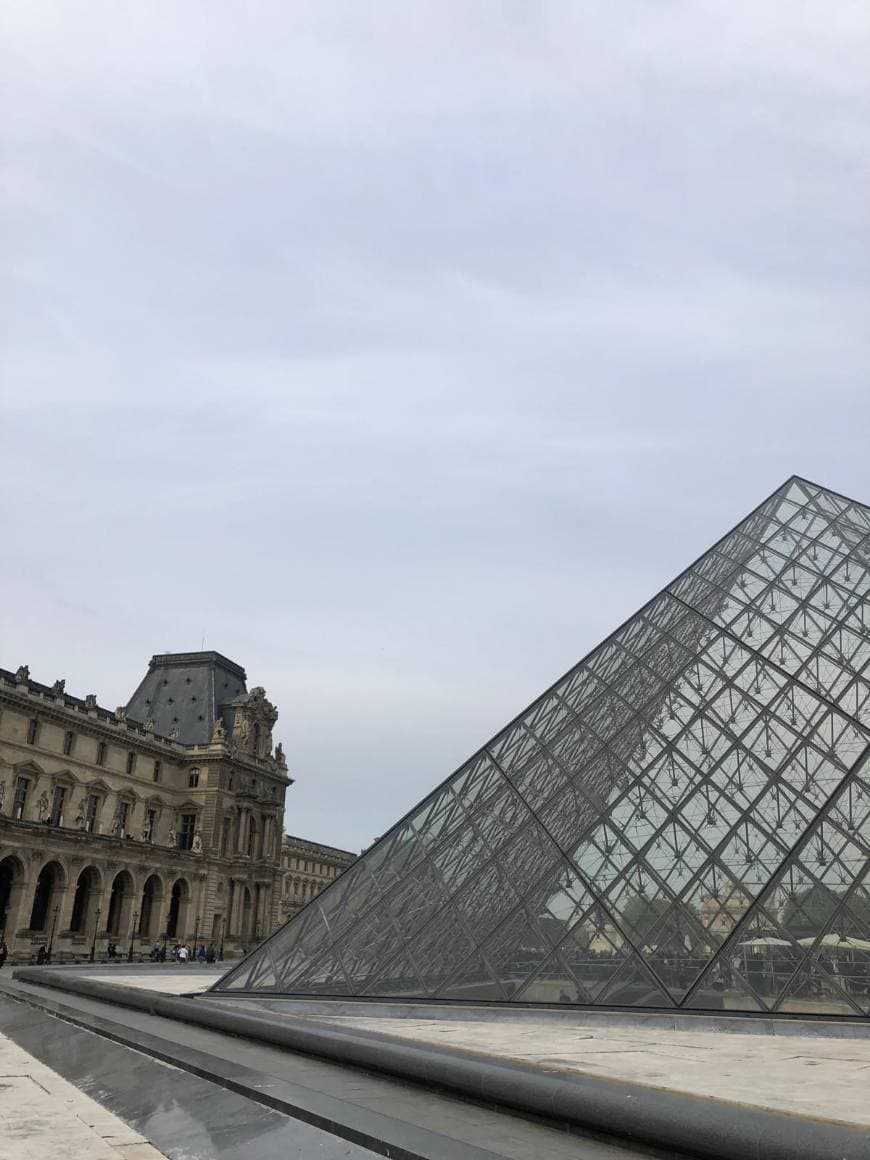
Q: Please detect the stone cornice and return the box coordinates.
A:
[282,833,356,862]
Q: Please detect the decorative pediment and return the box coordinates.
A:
[13,759,46,778]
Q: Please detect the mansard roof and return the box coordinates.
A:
[125,651,248,747]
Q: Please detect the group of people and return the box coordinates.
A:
[150,941,217,964]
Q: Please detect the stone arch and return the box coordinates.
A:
[0,854,26,938]
[106,869,134,936]
[29,860,65,931]
[166,878,190,940]
[137,873,164,938]
[69,865,102,934]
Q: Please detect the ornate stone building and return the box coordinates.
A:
[0,652,291,962]
[280,834,355,918]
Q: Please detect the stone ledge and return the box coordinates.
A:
[10,966,870,1160]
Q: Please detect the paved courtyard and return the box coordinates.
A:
[86,967,225,994]
[0,1030,164,1160]
[309,1012,870,1128]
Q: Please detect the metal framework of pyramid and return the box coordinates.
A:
[215,477,870,1017]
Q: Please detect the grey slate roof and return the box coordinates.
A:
[282,833,356,862]
[125,651,248,746]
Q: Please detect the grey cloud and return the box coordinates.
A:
[2,2,868,849]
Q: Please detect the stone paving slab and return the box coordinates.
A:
[86,970,220,995]
[309,1013,870,1128]
[0,1031,165,1160]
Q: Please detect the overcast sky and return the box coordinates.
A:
[2,3,868,852]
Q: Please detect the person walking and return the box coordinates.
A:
[178,944,189,964]
[197,944,207,963]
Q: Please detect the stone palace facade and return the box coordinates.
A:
[281,833,355,919]
[0,651,291,961]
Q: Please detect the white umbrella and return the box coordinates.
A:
[739,937,791,947]
[797,934,870,952]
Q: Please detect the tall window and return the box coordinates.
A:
[96,741,107,766]
[221,815,231,856]
[188,768,200,788]
[26,718,39,745]
[63,731,75,756]
[179,813,196,850]
[12,777,30,821]
[50,786,66,827]
[144,807,157,843]
[126,751,137,775]
[117,800,130,837]
[85,793,100,833]
[152,760,161,783]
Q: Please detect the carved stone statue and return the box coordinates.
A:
[84,694,98,710]
[168,725,178,740]
[36,791,50,822]
[114,705,126,723]
[15,665,30,684]
[192,830,203,854]
[167,824,176,847]
[231,687,279,759]
[275,742,286,768]
[144,718,155,733]
[211,719,225,742]
[51,679,66,696]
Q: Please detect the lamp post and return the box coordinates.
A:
[192,912,200,957]
[89,907,102,963]
[218,914,225,962]
[46,905,59,963]
[161,929,168,963]
[128,910,139,962]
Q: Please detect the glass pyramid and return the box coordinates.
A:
[215,477,870,1016]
